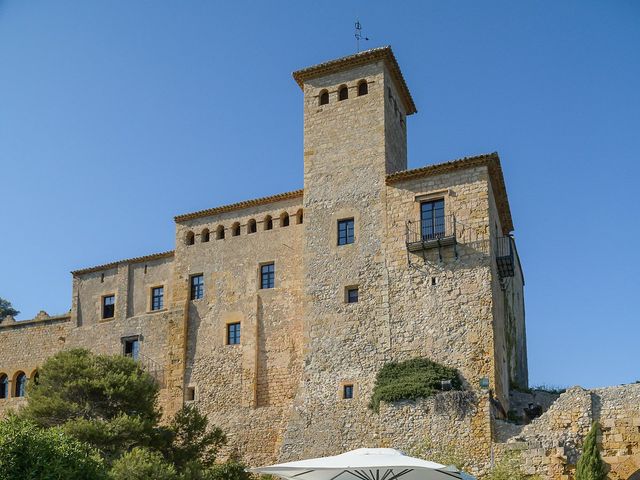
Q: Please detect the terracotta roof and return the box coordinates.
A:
[71,250,175,276]
[174,189,304,223]
[387,152,514,234]
[292,46,417,115]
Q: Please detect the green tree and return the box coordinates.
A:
[0,415,106,480]
[204,460,252,480]
[19,348,161,460]
[109,448,177,480]
[164,405,226,471]
[576,422,606,480]
[0,297,18,319]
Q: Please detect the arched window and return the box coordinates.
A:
[264,215,273,231]
[338,85,348,101]
[216,225,225,240]
[0,374,7,399]
[14,372,26,398]
[280,212,290,227]
[31,371,40,386]
[319,90,329,106]
[247,219,257,234]
[358,80,368,96]
[231,222,240,237]
[185,231,195,246]
[296,209,304,224]
[201,228,210,243]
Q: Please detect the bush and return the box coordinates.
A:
[204,460,252,480]
[483,452,540,480]
[109,448,177,480]
[370,358,462,412]
[575,422,605,480]
[0,416,107,480]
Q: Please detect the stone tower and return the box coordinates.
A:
[280,47,420,458]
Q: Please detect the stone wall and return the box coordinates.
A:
[500,384,640,479]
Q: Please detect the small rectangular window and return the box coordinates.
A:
[102,295,115,319]
[343,384,354,399]
[337,218,355,245]
[151,286,164,311]
[260,263,275,289]
[227,322,241,345]
[123,337,140,361]
[346,287,359,304]
[186,387,196,402]
[190,274,204,300]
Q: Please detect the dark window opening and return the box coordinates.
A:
[32,372,40,386]
[14,372,26,398]
[186,231,195,245]
[231,223,240,236]
[123,337,140,361]
[102,295,115,319]
[337,218,355,245]
[190,274,204,300]
[346,287,359,304]
[216,225,225,239]
[420,199,445,240]
[248,219,257,234]
[264,216,273,230]
[319,90,329,105]
[0,375,7,399]
[338,85,348,101]
[227,322,241,345]
[296,209,303,224]
[280,212,290,227]
[151,286,164,311]
[201,229,210,242]
[186,387,196,402]
[343,384,354,399]
[260,263,275,289]
[358,81,368,96]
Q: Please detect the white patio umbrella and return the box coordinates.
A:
[250,447,476,480]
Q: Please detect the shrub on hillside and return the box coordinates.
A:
[370,357,462,412]
[109,448,177,480]
[0,416,107,480]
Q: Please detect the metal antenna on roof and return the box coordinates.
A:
[355,20,369,52]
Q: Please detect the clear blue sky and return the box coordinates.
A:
[0,1,638,389]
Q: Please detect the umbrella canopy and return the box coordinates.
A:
[250,447,476,480]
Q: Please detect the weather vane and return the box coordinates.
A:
[355,20,369,52]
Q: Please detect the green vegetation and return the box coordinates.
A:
[413,438,467,470]
[483,452,541,480]
[575,422,605,480]
[370,357,461,412]
[0,415,106,480]
[110,448,177,480]
[0,297,18,319]
[511,382,566,395]
[0,348,260,479]
[20,348,160,461]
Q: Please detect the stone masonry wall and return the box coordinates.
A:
[174,196,305,465]
[500,384,640,479]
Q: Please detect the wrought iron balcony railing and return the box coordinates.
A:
[495,236,515,278]
[405,215,457,257]
[125,352,165,387]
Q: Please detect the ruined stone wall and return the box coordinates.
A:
[500,384,640,479]
[174,196,305,465]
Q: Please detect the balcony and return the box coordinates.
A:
[495,236,515,278]
[405,215,457,260]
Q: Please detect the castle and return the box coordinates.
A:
[1,47,638,479]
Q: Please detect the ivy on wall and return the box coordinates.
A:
[370,357,462,412]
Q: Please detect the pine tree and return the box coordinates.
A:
[576,421,606,480]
